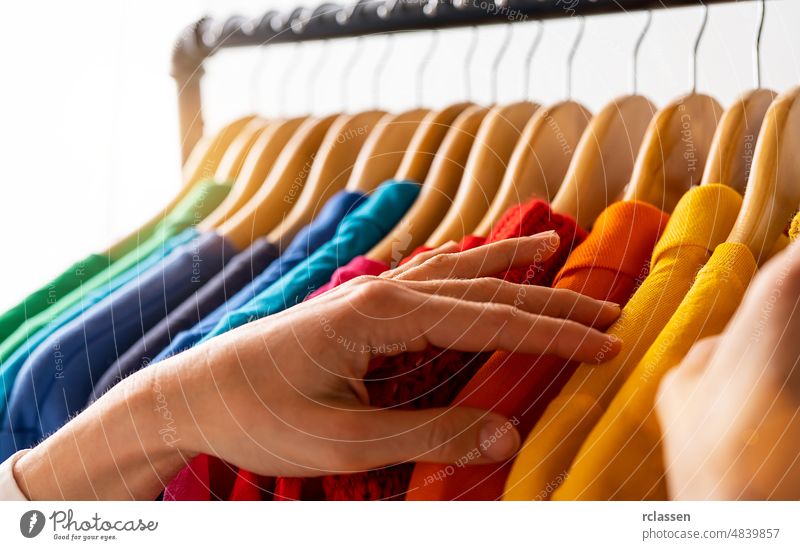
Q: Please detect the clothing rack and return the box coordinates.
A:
[171,0,751,164]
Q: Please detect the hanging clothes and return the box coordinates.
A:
[0,229,198,419]
[503,183,743,500]
[407,200,669,500]
[0,179,230,366]
[0,231,237,459]
[152,190,367,362]
[553,242,757,500]
[88,237,280,403]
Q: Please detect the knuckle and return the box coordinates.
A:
[350,278,398,305]
[420,253,454,275]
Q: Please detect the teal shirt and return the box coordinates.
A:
[0,229,197,417]
[204,180,420,339]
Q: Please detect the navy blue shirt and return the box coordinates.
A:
[152,190,366,362]
[0,233,236,458]
[88,238,280,404]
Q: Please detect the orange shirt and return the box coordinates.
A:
[406,201,670,500]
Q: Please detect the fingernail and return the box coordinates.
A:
[607,334,621,344]
[604,301,621,310]
[479,419,520,461]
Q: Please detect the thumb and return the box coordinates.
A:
[352,407,521,469]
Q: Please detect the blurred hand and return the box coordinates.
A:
[657,239,800,500]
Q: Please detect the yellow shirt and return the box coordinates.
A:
[553,241,757,500]
[503,184,742,501]
[790,212,800,240]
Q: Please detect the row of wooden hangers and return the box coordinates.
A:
[117,1,800,269]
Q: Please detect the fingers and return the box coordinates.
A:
[394,233,560,282]
[349,282,621,364]
[321,406,520,472]
[397,277,620,329]
[379,241,460,279]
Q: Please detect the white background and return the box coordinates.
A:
[0,0,799,311]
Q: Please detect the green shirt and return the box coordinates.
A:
[0,179,230,365]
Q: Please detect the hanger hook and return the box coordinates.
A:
[491,24,514,105]
[566,16,585,99]
[754,0,766,88]
[692,4,710,94]
[278,43,304,116]
[417,29,440,107]
[307,40,331,114]
[463,26,479,102]
[373,34,395,109]
[523,22,544,99]
[632,11,652,95]
[341,36,365,112]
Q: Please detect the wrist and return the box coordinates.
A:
[13,365,192,500]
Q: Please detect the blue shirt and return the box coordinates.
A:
[0,233,237,458]
[206,180,419,338]
[0,229,197,419]
[153,189,366,362]
[88,237,280,404]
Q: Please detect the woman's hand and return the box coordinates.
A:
[657,239,800,500]
[14,233,622,500]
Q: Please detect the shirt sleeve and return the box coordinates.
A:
[0,450,30,500]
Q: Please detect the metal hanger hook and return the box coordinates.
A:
[754,0,766,88]
[632,11,652,95]
[491,24,514,105]
[417,29,440,107]
[373,34,395,109]
[523,22,544,99]
[307,40,331,113]
[278,43,305,116]
[692,4,710,94]
[566,16,586,99]
[341,36,366,112]
[463,26,479,102]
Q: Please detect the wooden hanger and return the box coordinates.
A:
[218,115,340,250]
[394,102,474,183]
[199,116,308,229]
[700,89,776,191]
[367,104,490,263]
[212,118,271,182]
[474,100,592,236]
[425,101,540,246]
[346,108,431,192]
[727,86,800,261]
[622,93,722,212]
[266,110,388,246]
[550,95,656,229]
[101,115,256,258]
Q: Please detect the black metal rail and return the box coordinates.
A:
[172,0,753,163]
